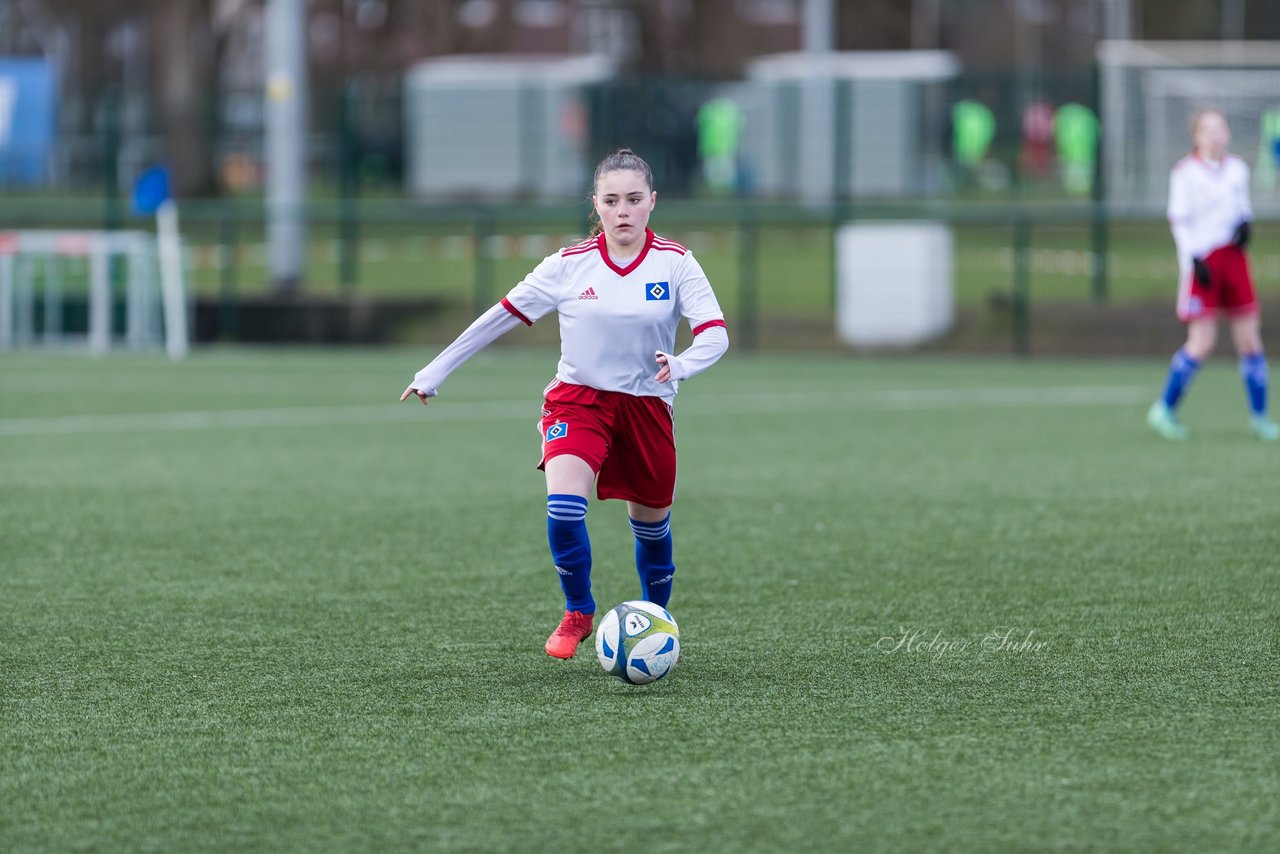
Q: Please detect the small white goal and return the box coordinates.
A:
[0,228,188,359]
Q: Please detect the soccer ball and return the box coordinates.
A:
[594,600,680,685]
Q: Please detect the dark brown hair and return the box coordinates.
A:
[587,148,654,238]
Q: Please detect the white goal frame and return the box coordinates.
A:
[1098,40,1280,213]
[0,228,188,359]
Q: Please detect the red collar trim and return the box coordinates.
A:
[598,228,654,276]
[1191,153,1226,171]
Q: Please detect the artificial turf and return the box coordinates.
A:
[1,348,1276,851]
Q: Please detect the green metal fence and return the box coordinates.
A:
[6,197,1272,353]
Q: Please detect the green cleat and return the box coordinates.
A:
[1250,415,1280,442]
[1147,402,1190,441]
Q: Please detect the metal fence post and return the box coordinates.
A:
[1091,198,1109,304]
[1090,58,1109,303]
[834,77,852,202]
[99,89,128,304]
[100,90,122,233]
[473,209,495,317]
[338,82,359,292]
[832,78,855,317]
[1012,211,1031,355]
[219,202,240,340]
[737,210,758,352]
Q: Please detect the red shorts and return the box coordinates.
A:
[537,380,676,508]
[1177,244,1257,322]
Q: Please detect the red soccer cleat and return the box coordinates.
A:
[545,610,594,659]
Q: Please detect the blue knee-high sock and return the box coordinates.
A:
[547,494,593,615]
[630,514,675,607]
[1240,352,1268,416]
[1162,348,1202,409]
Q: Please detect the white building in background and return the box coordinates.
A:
[404,54,614,199]
[741,50,960,202]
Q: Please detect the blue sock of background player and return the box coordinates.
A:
[631,513,675,607]
[1160,348,1201,410]
[1239,352,1268,417]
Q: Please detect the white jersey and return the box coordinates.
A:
[1167,154,1252,270]
[500,229,725,401]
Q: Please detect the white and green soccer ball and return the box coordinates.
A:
[594,600,680,685]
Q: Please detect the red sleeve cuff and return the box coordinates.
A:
[692,319,727,336]
[501,298,532,327]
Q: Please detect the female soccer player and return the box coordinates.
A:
[400,149,728,658]
[1148,108,1279,441]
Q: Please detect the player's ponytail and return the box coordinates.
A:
[588,148,654,238]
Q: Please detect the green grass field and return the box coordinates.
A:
[2,348,1277,852]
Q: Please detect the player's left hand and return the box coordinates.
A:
[655,351,672,383]
[1233,220,1251,250]
[1192,257,1212,287]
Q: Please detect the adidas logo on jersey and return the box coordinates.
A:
[578,287,598,300]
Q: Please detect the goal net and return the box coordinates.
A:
[1097,41,1280,213]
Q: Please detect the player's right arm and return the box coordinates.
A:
[401,303,523,403]
[656,252,728,384]
[401,253,562,404]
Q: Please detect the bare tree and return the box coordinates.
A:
[688,0,751,78]
[152,0,220,195]
[39,0,231,195]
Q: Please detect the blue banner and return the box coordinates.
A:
[0,57,57,186]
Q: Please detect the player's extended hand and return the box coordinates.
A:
[655,351,672,383]
[1192,257,1212,287]
[400,385,431,405]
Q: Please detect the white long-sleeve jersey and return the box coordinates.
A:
[411,229,728,402]
[1167,154,1252,271]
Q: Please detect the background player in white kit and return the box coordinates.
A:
[400,149,729,658]
[1148,108,1279,441]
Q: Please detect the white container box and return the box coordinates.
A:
[835,221,954,347]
